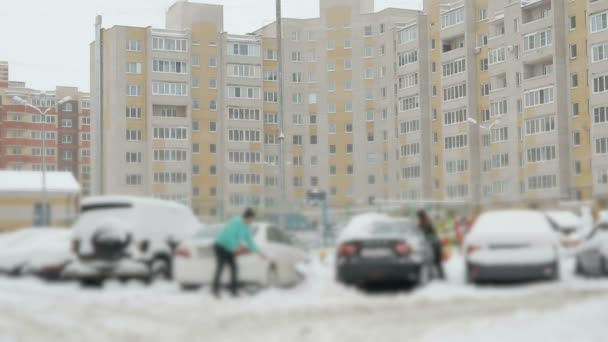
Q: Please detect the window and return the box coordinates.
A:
[525,115,555,135]
[329,145,336,154]
[446,184,469,199]
[60,119,73,128]
[264,112,279,124]
[126,62,142,74]
[572,103,580,117]
[81,117,91,125]
[443,108,467,125]
[81,133,91,141]
[264,92,279,103]
[571,73,579,88]
[364,25,373,36]
[596,137,608,154]
[593,75,608,93]
[327,40,335,50]
[573,131,581,146]
[126,40,141,51]
[228,129,261,142]
[443,83,467,102]
[291,31,300,41]
[400,143,420,157]
[491,127,508,144]
[152,59,186,74]
[308,51,317,62]
[590,11,608,33]
[528,175,557,191]
[265,49,276,60]
[227,86,261,99]
[398,73,418,89]
[442,58,466,77]
[327,61,336,71]
[479,8,488,21]
[126,152,143,163]
[227,43,261,57]
[592,42,608,63]
[227,64,261,78]
[153,172,188,185]
[152,37,187,52]
[152,82,188,96]
[126,174,142,185]
[344,40,352,49]
[210,144,217,154]
[398,50,418,67]
[400,119,420,134]
[444,134,468,150]
[228,108,261,121]
[364,46,373,57]
[153,127,188,140]
[441,8,464,29]
[489,47,506,65]
[570,44,578,58]
[127,85,142,96]
[480,58,488,71]
[523,30,552,51]
[569,15,577,30]
[527,145,556,163]
[209,57,217,67]
[399,95,419,111]
[126,130,141,141]
[291,51,302,62]
[126,107,142,119]
[525,87,554,107]
[446,160,468,174]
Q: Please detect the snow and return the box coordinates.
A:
[470,210,555,236]
[0,249,607,341]
[545,210,583,231]
[0,171,80,193]
[337,213,392,243]
[0,228,72,271]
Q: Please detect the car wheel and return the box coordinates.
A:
[180,284,202,291]
[266,265,279,288]
[150,256,172,280]
[80,278,104,288]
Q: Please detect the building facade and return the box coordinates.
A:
[0,70,92,195]
[91,0,607,221]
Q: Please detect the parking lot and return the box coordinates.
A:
[1,252,607,342]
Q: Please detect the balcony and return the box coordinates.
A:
[522,0,551,25]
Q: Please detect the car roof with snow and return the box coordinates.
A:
[471,210,554,235]
[544,211,583,230]
[81,196,189,210]
[338,213,395,242]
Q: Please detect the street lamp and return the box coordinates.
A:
[13,95,72,226]
[467,114,504,131]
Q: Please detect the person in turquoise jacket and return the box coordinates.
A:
[212,208,265,297]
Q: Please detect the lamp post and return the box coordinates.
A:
[13,95,72,226]
[276,0,288,231]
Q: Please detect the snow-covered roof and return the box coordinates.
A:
[0,171,80,194]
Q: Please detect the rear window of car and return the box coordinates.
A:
[371,221,418,238]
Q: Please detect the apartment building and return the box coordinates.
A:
[0,73,92,195]
[92,0,608,221]
[92,0,422,220]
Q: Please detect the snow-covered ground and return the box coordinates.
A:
[0,252,607,342]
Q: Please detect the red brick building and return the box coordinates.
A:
[0,64,91,195]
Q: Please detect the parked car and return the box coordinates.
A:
[575,222,608,277]
[0,228,72,280]
[173,222,307,291]
[335,215,436,288]
[62,196,199,286]
[464,210,560,284]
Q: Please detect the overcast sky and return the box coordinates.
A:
[0,0,421,92]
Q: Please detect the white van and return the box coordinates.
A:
[62,196,199,286]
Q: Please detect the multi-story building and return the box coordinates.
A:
[0,68,92,195]
[91,0,607,221]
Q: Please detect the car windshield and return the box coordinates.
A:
[371,220,418,238]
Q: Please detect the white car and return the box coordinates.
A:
[63,196,199,286]
[464,210,560,284]
[0,228,72,280]
[173,222,308,291]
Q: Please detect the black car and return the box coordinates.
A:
[576,223,608,277]
[336,218,435,288]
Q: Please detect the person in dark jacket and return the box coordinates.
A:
[212,208,265,298]
[417,210,445,280]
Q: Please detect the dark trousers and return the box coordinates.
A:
[433,244,446,279]
[212,244,238,296]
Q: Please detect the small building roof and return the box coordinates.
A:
[0,171,80,194]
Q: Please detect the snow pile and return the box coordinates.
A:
[0,228,72,271]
